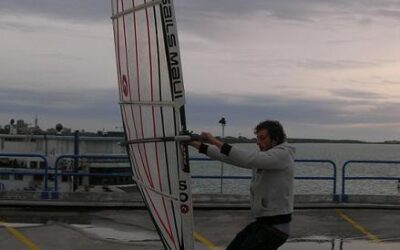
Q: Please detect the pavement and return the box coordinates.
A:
[0,207,399,250]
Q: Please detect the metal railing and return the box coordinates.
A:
[341,160,400,202]
[296,159,337,201]
[0,153,49,191]
[191,158,338,201]
[2,153,400,204]
[53,154,130,193]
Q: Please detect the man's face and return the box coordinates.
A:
[256,129,276,151]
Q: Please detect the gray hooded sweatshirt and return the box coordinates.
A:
[201,142,296,218]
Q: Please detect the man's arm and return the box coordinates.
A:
[199,132,224,149]
[188,132,239,165]
[189,132,293,170]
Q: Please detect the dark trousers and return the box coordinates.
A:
[226,220,289,250]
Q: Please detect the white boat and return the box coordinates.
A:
[0,133,136,192]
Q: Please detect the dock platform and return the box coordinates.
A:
[0,202,399,249]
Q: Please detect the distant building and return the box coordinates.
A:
[16,119,28,133]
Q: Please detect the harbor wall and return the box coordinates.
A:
[0,191,399,208]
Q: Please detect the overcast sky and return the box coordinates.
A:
[0,0,399,141]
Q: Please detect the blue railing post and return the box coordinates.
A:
[73,130,80,192]
[54,157,60,194]
[341,161,349,202]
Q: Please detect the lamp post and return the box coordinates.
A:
[218,117,226,193]
[9,119,17,135]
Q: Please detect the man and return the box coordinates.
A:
[189,120,295,250]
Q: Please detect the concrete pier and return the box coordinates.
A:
[1,191,400,208]
[0,206,399,250]
[0,191,400,249]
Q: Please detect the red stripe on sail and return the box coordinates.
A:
[144,188,176,245]
[121,0,154,187]
[131,0,154,188]
[126,2,175,246]
[144,1,176,248]
[114,0,142,181]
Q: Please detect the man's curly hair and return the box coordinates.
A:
[254,120,287,145]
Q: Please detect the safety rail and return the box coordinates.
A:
[53,154,130,194]
[341,160,400,202]
[191,158,338,201]
[4,153,400,204]
[0,153,49,191]
[0,154,338,201]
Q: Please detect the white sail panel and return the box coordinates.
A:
[111,0,194,249]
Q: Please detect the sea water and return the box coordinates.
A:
[188,143,400,195]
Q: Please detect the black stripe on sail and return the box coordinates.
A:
[159,1,192,249]
[153,5,176,245]
[153,0,172,201]
[180,106,190,173]
[147,3,177,248]
[154,3,182,249]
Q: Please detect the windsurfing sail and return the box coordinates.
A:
[110,0,194,249]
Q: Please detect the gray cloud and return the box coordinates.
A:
[1,87,399,140]
[297,59,379,70]
[0,87,120,120]
[375,9,400,21]
[383,80,400,85]
[0,20,49,33]
[1,0,399,141]
[186,92,400,129]
[178,0,400,21]
[0,0,110,22]
[2,0,399,24]
[329,89,383,100]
